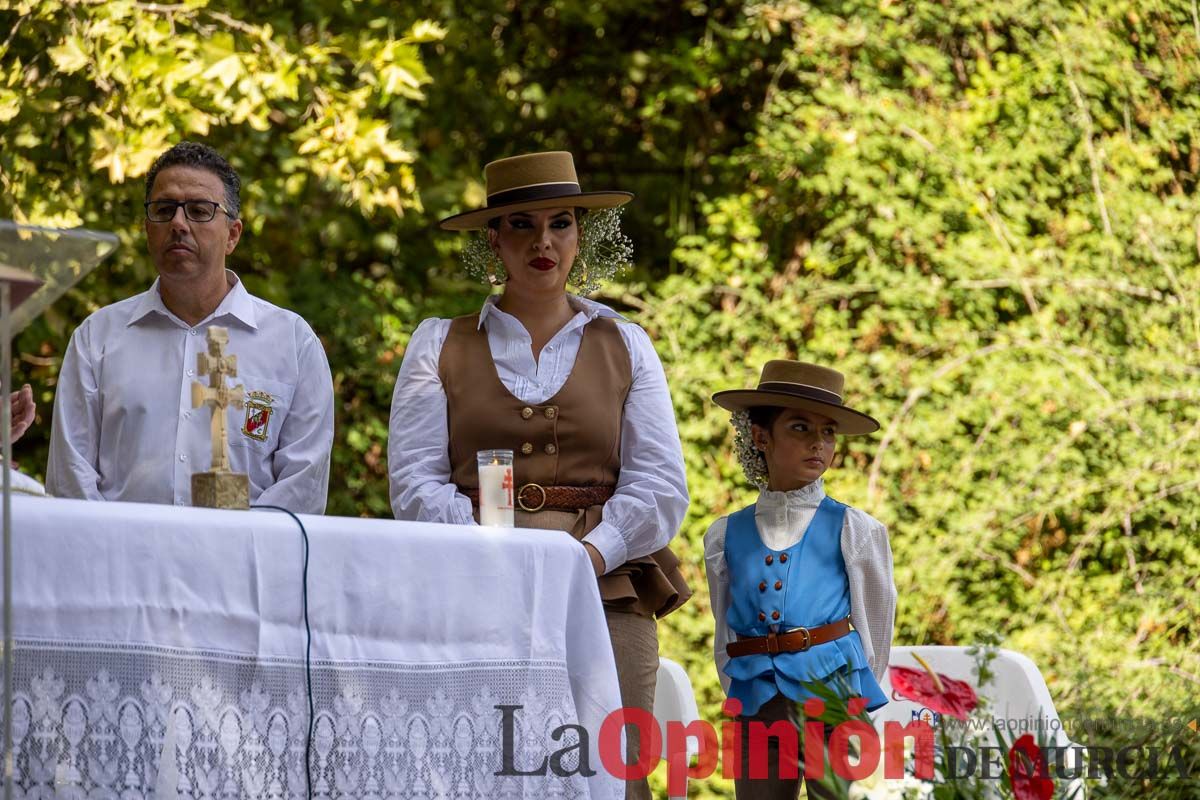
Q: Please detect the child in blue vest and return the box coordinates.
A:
[705,360,897,799]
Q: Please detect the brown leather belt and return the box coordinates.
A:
[465,483,615,513]
[725,617,852,658]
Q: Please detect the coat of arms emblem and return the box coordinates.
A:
[242,390,274,441]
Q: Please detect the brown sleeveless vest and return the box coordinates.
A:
[439,313,690,618]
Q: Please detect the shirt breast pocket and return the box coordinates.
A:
[228,375,295,454]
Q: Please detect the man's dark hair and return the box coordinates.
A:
[144,142,241,218]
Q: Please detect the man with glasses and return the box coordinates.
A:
[47,142,334,513]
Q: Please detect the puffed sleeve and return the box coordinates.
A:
[46,321,104,500]
[388,318,476,525]
[704,515,734,695]
[842,507,897,682]
[583,322,689,572]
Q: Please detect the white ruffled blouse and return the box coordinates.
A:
[388,294,689,574]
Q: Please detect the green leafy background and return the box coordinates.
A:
[3,0,1198,796]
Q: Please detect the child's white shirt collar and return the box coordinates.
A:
[754,479,826,551]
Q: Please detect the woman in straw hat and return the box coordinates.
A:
[388,151,691,799]
[705,360,896,799]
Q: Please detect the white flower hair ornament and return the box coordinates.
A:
[732,410,770,488]
[459,207,633,295]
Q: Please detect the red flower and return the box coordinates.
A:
[1008,733,1054,800]
[888,655,979,721]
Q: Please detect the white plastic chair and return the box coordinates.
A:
[873,646,1071,747]
[873,646,1085,797]
[654,657,702,799]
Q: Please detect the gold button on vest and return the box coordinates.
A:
[438,311,691,619]
[441,314,627,490]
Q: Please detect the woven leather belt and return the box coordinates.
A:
[465,484,615,513]
[725,617,852,658]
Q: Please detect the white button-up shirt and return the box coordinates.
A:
[704,479,896,694]
[388,294,689,573]
[47,272,334,513]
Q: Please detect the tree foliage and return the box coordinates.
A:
[642,2,1200,795]
[4,0,1198,796]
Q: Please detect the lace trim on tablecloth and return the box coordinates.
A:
[7,638,595,799]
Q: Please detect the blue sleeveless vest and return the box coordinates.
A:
[723,497,888,716]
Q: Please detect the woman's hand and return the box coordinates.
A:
[9,385,35,444]
[583,542,606,577]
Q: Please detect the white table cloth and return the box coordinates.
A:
[5,496,622,799]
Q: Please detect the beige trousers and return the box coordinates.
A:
[516,510,659,800]
[604,608,659,800]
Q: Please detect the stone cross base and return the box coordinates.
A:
[191,470,250,510]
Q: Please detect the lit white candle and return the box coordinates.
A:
[476,449,515,527]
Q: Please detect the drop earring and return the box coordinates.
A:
[574,256,589,289]
[486,250,506,286]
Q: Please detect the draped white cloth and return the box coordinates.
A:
[6,496,622,799]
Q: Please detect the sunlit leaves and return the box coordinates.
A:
[648,7,1200,796]
[2,1,439,214]
[46,36,89,74]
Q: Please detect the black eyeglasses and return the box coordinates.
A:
[144,199,235,223]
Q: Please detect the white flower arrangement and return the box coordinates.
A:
[458,206,633,295]
[848,770,934,800]
[848,737,935,800]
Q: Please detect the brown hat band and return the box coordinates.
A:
[487,181,582,206]
[756,381,843,406]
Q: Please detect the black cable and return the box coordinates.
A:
[252,505,313,800]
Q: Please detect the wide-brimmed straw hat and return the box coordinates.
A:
[712,360,880,435]
[438,151,633,231]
